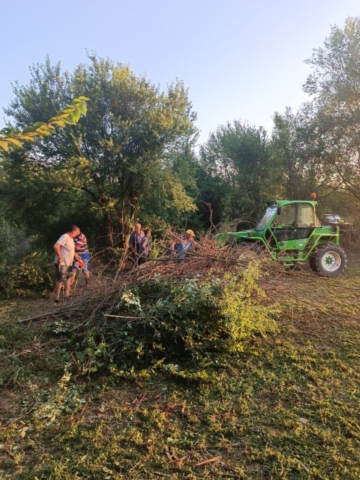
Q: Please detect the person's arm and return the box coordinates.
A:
[129,233,136,255]
[74,238,81,258]
[141,238,148,254]
[170,232,182,248]
[53,243,63,264]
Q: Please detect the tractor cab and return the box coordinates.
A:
[257,200,321,251]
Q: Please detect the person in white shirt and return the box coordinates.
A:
[53,225,81,303]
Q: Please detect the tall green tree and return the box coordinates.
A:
[3,55,198,246]
[0,96,90,242]
[270,107,319,199]
[199,121,270,225]
[303,16,360,201]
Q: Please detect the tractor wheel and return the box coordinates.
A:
[310,244,347,277]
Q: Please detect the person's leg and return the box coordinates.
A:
[70,266,77,286]
[81,254,90,285]
[64,278,72,297]
[64,267,75,297]
[54,281,63,301]
[54,264,65,302]
[132,253,138,267]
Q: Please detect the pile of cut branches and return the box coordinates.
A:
[22,235,280,322]
[19,236,283,371]
[121,232,277,282]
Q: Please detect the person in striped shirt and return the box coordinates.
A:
[72,231,91,286]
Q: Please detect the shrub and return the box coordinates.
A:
[0,217,29,263]
[0,251,53,298]
[0,217,54,297]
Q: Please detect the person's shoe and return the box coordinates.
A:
[54,298,60,304]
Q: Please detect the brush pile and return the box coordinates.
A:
[21,235,285,370]
[57,234,280,321]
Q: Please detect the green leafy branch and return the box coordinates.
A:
[0,96,89,152]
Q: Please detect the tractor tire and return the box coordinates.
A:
[310,243,347,277]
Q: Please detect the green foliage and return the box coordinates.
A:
[0,217,25,262]
[303,16,360,202]
[74,261,278,374]
[0,97,88,152]
[199,121,270,224]
[0,251,53,298]
[0,219,53,297]
[220,267,278,350]
[33,364,86,426]
[270,108,319,199]
[2,55,198,248]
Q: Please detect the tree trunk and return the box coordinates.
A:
[118,196,126,249]
[104,210,114,248]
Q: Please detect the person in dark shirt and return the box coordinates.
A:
[129,223,145,266]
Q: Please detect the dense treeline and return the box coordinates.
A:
[1,17,360,252]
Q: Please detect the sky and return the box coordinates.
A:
[0,0,359,144]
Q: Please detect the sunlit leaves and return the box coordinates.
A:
[0,96,89,151]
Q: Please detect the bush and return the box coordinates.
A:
[75,260,279,372]
[0,217,29,262]
[0,251,54,298]
[0,217,54,297]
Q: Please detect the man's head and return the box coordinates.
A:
[68,225,80,237]
[135,223,142,234]
[185,229,195,240]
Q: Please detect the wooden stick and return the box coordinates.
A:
[194,456,221,467]
[103,314,145,319]
[18,311,57,324]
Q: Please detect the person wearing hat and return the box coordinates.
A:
[170,229,196,258]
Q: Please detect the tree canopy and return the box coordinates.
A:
[303,16,360,202]
[2,56,198,246]
[2,17,360,247]
[199,121,270,226]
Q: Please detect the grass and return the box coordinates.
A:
[1,260,360,479]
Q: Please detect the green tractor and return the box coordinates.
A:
[216,199,348,277]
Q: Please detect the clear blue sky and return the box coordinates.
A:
[0,0,359,144]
